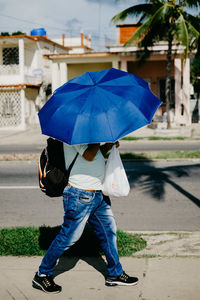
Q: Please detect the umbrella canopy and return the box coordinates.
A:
[39,68,162,145]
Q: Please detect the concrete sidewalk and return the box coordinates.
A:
[1,256,200,300]
[1,232,200,300]
[0,125,46,146]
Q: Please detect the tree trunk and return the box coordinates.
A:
[165,32,173,129]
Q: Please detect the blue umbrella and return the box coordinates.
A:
[39,68,161,145]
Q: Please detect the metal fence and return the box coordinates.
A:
[0,90,21,127]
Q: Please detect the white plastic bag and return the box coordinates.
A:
[102,145,130,197]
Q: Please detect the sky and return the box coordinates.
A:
[0,0,136,50]
[0,0,199,51]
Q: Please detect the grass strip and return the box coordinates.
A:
[148,136,185,141]
[121,137,144,141]
[151,150,200,159]
[121,136,187,141]
[0,227,44,256]
[117,230,146,256]
[120,150,200,160]
[0,226,146,257]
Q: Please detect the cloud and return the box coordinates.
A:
[66,18,82,29]
[65,18,82,35]
[85,0,116,5]
[0,0,135,46]
[85,0,134,7]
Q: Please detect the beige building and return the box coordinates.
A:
[48,24,192,127]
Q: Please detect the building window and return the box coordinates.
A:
[3,47,19,65]
[158,78,175,108]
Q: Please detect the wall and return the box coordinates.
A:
[119,26,139,44]
[24,44,35,69]
[128,60,175,117]
[25,88,39,125]
[67,62,112,80]
[128,60,174,96]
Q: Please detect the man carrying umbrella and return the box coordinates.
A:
[32,141,139,293]
[33,68,161,293]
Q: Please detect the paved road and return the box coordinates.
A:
[0,140,200,154]
[0,160,199,231]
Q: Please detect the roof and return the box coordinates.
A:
[0,84,41,89]
[0,34,71,50]
[45,52,116,59]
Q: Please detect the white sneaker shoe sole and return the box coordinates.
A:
[105,280,138,286]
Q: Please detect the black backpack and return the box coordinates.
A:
[38,138,78,197]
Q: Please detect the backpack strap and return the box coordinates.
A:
[67,152,79,176]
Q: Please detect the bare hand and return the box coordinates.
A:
[114,141,120,148]
[105,141,120,150]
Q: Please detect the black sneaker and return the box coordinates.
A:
[105,271,138,286]
[32,272,62,293]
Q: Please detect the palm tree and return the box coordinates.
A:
[190,15,200,121]
[112,0,200,128]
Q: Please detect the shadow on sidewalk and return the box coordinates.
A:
[38,224,108,278]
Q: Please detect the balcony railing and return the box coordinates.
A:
[0,64,19,75]
[0,64,43,85]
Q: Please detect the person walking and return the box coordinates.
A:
[32,142,138,293]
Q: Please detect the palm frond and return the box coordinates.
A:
[185,0,200,8]
[111,3,152,24]
[186,21,200,39]
[186,21,200,50]
[124,17,153,46]
[150,2,174,23]
[183,12,200,31]
[124,3,171,46]
[175,14,189,57]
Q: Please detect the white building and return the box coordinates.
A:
[0,33,70,130]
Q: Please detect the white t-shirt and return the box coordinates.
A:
[63,143,105,190]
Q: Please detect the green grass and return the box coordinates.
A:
[0,227,45,256]
[0,226,146,256]
[117,230,147,256]
[148,136,185,141]
[151,150,200,159]
[121,137,144,141]
[121,136,186,141]
[120,150,200,160]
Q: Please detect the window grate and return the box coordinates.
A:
[3,47,19,65]
[0,90,21,127]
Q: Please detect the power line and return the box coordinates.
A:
[0,12,115,43]
[0,13,75,33]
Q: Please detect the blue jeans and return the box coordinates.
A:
[39,185,123,277]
